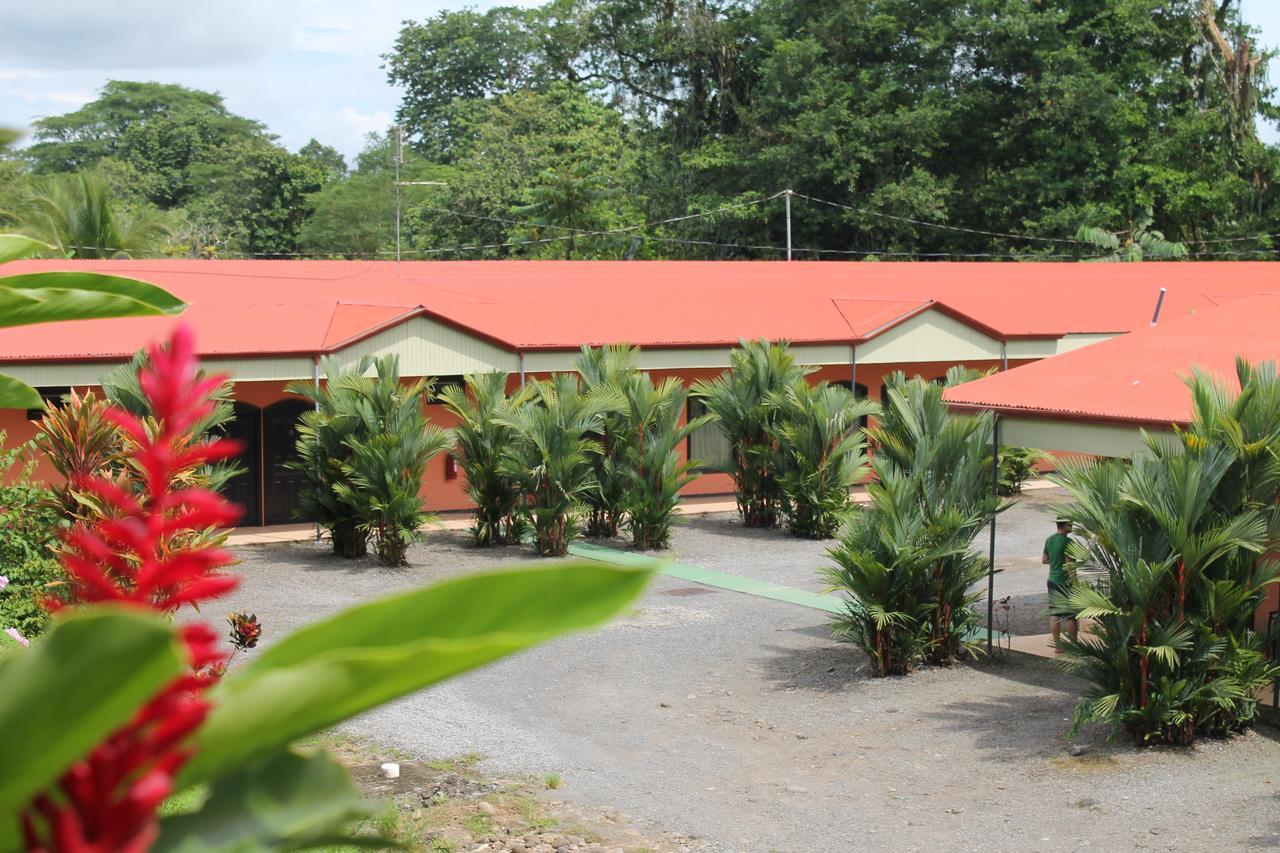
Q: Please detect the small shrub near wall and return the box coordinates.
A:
[0,439,64,640]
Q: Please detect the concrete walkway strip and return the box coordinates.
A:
[567,541,847,615]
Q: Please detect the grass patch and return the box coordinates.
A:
[543,772,563,790]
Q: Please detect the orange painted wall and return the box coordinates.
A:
[2,357,1041,518]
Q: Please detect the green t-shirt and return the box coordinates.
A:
[1044,533,1070,585]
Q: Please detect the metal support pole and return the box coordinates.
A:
[1001,341,1008,372]
[987,415,1000,655]
[312,356,322,543]
[849,344,857,389]
[518,352,526,388]
[784,189,793,261]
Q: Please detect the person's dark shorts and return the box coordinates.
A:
[1047,580,1076,619]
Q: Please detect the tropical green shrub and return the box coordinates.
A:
[500,374,623,556]
[620,374,713,550]
[575,344,640,538]
[0,441,62,640]
[289,355,449,566]
[691,339,814,528]
[768,382,876,539]
[997,446,1052,496]
[99,349,243,495]
[438,372,532,547]
[30,389,127,524]
[823,375,1005,675]
[1053,358,1280,745]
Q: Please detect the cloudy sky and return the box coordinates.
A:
[2,0,1278,161]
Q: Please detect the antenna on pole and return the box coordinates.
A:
[784,189,793,261]
[394,125,404,271]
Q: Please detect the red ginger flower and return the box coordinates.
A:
[51,325,241,613]
[22,326,243,852]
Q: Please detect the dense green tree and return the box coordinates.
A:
[26,82,267,207]
[298,139,348,184]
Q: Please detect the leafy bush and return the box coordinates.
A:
[0,440,62,639]
[438,372,532,547]
[289,355,449,566]
[691,339,814,528]
[30,389,127,524]
[500,374,622,556]
[1053,358,1280,745]
[997,446,1051,496]
[768,382,876,539]
[575,344,640,538]
[620,374,712,550]
[823,375,1005,675]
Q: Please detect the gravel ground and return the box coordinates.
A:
[219,506,1280,853]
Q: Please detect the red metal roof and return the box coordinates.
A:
[942,293,1280,427]
[0,259,1275,361]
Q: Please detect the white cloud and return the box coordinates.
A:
[340,106,392,139]
[0,1,296,69]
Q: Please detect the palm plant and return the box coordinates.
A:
[499,374,623,557]
[1076,211,1189,262]
[574,344,640,538]
[287,355,448,564]
[824,375,1004,674]
[620,374,714,550]
[437,372,532,547]
[13,171,170,259]
[99,350,242,495]
[767,382,877,539]
[287,358,372,558]
[1053,358,1280,744]
[691,340,815,528]
[336,391,451,567]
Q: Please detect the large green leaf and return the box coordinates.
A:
[0,271,185,329]
[0,373,42,410]
[179,563,650,787]
[0,235,54,264]
[155,748,385,852]
[0,607,186,818]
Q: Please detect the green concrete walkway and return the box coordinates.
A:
[568,540,995,648]
[567,540,846,615]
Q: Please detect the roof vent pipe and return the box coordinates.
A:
[1150,287,1167,326]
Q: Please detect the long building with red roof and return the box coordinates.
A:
[2,259,1277,523]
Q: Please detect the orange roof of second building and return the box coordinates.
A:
[943,293,1280,427]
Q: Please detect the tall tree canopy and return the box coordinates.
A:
[5,2,1277,261]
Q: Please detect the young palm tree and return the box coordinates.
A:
[767,382,877,539]
[691,339,814,528]
[14,171,170,259]
[824,375,1004,673]
[574,344,640,538]
[499,374,623,557]
[437,372,532,547]
[1053,358,1280,744]
[620,374,714,550]
[288,355,448,564]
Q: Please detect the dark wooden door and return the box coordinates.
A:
[262,399,312,525]
[222,402,262,526]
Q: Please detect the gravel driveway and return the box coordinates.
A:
[218,504,1280,853]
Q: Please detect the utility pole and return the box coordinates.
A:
[784,189,793,261]
[393,125,447,271]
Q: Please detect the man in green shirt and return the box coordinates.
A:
[1042,519,1077,644]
